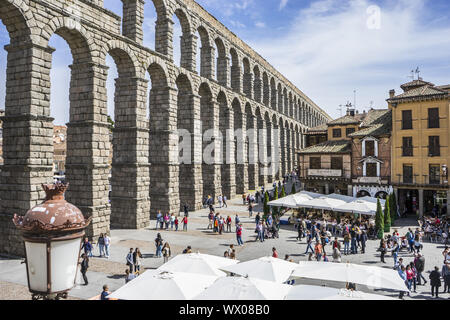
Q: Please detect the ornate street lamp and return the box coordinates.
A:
[12,183,91,300]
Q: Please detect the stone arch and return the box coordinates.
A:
[270,77,277,111]
[233,97,247,193]
[0,0,32,45]
[242,57,252,98]
[199,82,220,199]
[288,91,293,118]
[230,47,241,93]
[218,91,234,198]
[283,88,288,116]
[262,72,270,107]
[175,73,201,210]
[214,36,228,85]
[196,25,214,78]
[102,40,139,78]
[41,16,96,57]
[172,7,193,69]
[246,102,258,189]
[277,83,283,114]
[253,65,262,103]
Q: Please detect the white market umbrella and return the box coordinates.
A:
[290,261,407,292]
[334,200,378,216]
[268,194,299,208]
[299,196,347,211]
[297,191,323,199]
[358,196,386,206]
[285,285,396,300]
[327,193,355,203]
[268,193,315,208]
[194,276,291,300]
[157,253,239,277]
[107,270,219,300]
[219,256,298,283]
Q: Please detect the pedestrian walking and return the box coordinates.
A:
[442,260,450,293]
[170,213,175,230]
[183,204,189,217]
[183,215,188,231]
[155,234,163,258]
[156,210,162,230]
[174,216,179,231]
[223,196,228,208]
[379,239,387,263]
[103,233,111,258]
[305,231,314,254]
[414,253,427,285]
[81,237,93,258]
[226,215,232,233]
[126,248,134,272]
[343,232,350,255]
[162,242,171,263]
[133,248,142,274]
[430,266,442,298]
[97,233,105,257]
[218,195,223,208]
[79,253,89,286]
[236,223,244,246]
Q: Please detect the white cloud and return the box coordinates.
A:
[279,0,289,10]
[249,0,450,118]
[255,21,266,28]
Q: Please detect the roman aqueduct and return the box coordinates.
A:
[0,0,331,255]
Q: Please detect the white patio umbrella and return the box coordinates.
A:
[268,194,300,208]
[296,191,323,199]
[268,193,316,208]
[219,256,299,283]
[358,196,386,206]
[298,196,347,211]
[289,261,407,292]
[107,270,219,300]
[327,193,355,203]
[194,276,291,300]
[157,253,239,277]
[285,285,396,300]
[334,200,378,216]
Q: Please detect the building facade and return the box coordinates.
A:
[0,109,3,167]
[348,109,393,199]
[388,79,450,217]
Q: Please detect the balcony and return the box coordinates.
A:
[352,176,390,185]
[393,174,448,187]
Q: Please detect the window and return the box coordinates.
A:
[365,140,375,157]
[331,157,343,170]
[309,157,321,169]
[366,163,377,177]
[402,137,413,157]
[428,108,439,129]
[402,110,412,130]
[429,136,440,157]
[332,128,342,138]
[429,164,440,185]
[346,127,355,136]
[403,165,413,184]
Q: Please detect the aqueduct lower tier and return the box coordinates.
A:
[0,0,331,255]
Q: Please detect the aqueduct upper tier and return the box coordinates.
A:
[0,0,331,255]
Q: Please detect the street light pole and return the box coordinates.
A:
[12,183,91,300]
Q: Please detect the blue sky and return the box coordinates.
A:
[1,0,449,124]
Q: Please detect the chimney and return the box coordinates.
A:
[389,89,395,98]
[349,109,355,117]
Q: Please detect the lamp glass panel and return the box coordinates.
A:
[50,238,81,292]
[25,241,48,292]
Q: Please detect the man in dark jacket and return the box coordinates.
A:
[414,253,427,285]
[79,253,89,285]
[429,266,441,298]
[360,230,367,254]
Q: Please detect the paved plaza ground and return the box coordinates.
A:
[1,184,449,300]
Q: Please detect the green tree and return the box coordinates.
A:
[281,185,286,198]
[291,183,296,195]
[272,186,279,216]
[263,191,270,218]
[107,115,115,132]
[389,193,398,222]
[384,196,391,233]
[375,198,384,239]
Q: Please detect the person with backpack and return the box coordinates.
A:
[414,253,427,285]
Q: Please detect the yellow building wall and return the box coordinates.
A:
[327,124,359,141]
[389,98,450,187]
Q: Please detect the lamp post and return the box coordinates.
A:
[12,183,91,300]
